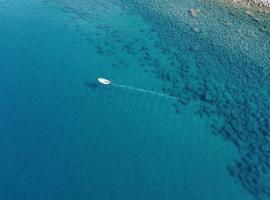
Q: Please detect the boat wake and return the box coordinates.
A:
[111,83,179,100]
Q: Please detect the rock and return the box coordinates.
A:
[203,91,213,102]
[259,26,268,33]
[224,21,232,27]
[245,11,260,22]
[190,8,198,17]
[185,81,199,93]
[229,11,236,16]
[191,27,200,33]
[189,44,200,52]
[245,10,252,16]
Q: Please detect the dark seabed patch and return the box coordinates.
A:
[120,0,270,199]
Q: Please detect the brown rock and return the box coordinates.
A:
[190,8,198,17]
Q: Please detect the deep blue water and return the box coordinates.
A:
[0,0,269,199]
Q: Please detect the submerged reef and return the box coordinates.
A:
[121,0,270,199]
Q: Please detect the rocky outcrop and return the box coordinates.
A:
[233,0,270,8]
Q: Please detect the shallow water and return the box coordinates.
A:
[0,0,269,199]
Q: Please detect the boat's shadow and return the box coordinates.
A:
[84,82,99,90]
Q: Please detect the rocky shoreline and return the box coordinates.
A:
[224,0,270,11]
[240,0,270,7]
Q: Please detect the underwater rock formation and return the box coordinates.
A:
[121,0,270,199]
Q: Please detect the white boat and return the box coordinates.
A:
[98,78,111,85]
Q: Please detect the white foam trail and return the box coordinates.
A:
[111,83,179,100]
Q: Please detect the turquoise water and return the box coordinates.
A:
[0,0,269,199]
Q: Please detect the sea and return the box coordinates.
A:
[0,0,269,199]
